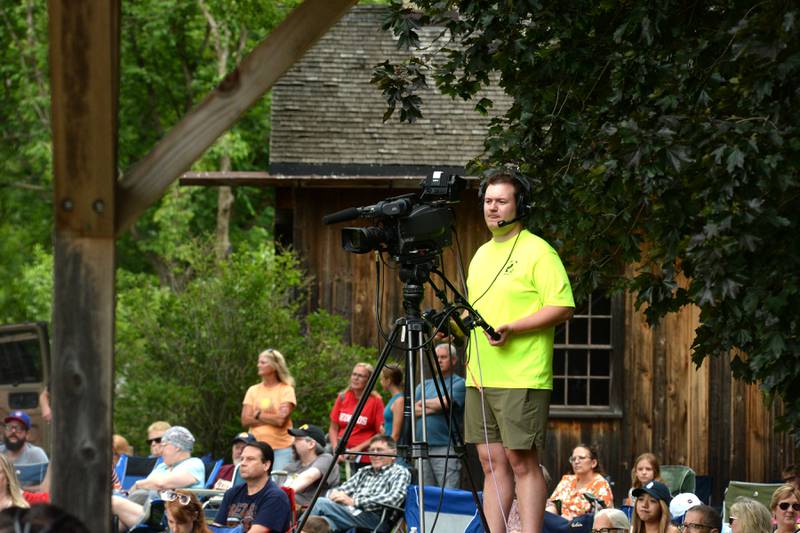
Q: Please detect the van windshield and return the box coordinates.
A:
[0,336,43,385]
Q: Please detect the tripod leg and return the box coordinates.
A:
[421,344,492,533]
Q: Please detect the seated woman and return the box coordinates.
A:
[624,452,661,506]
[770,483,800,533]
[163,489,213,533]
[0,454,30,511]
[729,496,771,533]
[546,444,613,520]
[113,426,205,530]
[631,480,678,533]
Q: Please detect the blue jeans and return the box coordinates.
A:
[310,497,382,532]
[272,447,293,471]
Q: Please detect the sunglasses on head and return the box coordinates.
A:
[147,437,162,445]
[778,502,800,511]
[160,490,191,505]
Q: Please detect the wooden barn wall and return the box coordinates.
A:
[280,185,797,504]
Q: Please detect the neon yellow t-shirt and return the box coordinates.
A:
[466,229,574,389]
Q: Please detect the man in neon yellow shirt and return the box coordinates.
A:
[465,170,574,533]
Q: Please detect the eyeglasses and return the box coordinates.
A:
[679,524,713,532]
[569,455,590,464]
[147,437,162,445]
[4,425,26,434]
[728,517,736,525]
[159,490,191,505]
[777,501,800,511]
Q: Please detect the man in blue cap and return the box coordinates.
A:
[1,410,48,465]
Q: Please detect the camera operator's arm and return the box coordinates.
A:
[486,305,574,347]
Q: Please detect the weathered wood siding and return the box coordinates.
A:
[281,185,798,504]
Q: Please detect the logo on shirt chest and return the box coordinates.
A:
[503,259,518,275]
[339,413,369,426]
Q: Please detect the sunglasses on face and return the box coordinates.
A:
[147,437,162,445]
[160,490,191,505]
[778,502,800,511]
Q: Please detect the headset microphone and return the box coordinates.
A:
[497,215,523,228]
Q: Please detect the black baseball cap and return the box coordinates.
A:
[288,423,326,448]
[632,480,672,504]
[231,432,256,445]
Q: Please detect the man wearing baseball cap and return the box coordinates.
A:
[284,423,340,507]
[1,410,49,466]
[213,432,257,490]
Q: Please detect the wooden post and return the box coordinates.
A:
[49,1,119,530]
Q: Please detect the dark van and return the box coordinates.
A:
[0,322,51,450]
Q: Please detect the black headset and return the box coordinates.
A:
[477,166,534,219]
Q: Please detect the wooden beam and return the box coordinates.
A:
[49,1,118,530]
[116,0,358,234]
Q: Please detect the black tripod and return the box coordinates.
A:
[295,258,493,533]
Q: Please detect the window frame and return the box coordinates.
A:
[548,293,624,419]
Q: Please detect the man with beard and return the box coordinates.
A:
[1,411,48,466]
[284,423,339,508]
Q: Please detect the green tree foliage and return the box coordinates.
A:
[377,1,800,437]
[115,242,371,458]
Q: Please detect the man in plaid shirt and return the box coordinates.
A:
[310,434,410,532]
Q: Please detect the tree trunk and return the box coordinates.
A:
[216,155,234,259]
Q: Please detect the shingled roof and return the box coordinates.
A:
[269,5,511,175]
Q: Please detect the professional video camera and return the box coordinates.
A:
[322,171,466,260]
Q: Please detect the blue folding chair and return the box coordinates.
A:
[14,463,48,488]
[205,459,224,489]
[115,454,129,488]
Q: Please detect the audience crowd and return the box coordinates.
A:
[2,345,799,533]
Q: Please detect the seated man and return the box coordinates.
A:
[213,432,256,490]
[1,411,49,489]
[309,435,410,532]
[113,426,205,529]
[213,441,291,533]
[683,504,721,533]
[284,424,339,508]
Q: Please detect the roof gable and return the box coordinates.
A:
[269,5,511,173]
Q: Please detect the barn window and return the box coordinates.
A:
[550,293,623,417]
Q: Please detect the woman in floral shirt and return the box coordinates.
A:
[546,444,614,520]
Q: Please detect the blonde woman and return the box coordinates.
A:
[729,496,771,533]
[328,363,384,471]
[241,348,297,471]
[0,454,29,510]
[770,483,800,533]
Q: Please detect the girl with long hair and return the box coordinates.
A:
[241,348,297,471]
[625,452,661,505]
[630,480,678,533]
